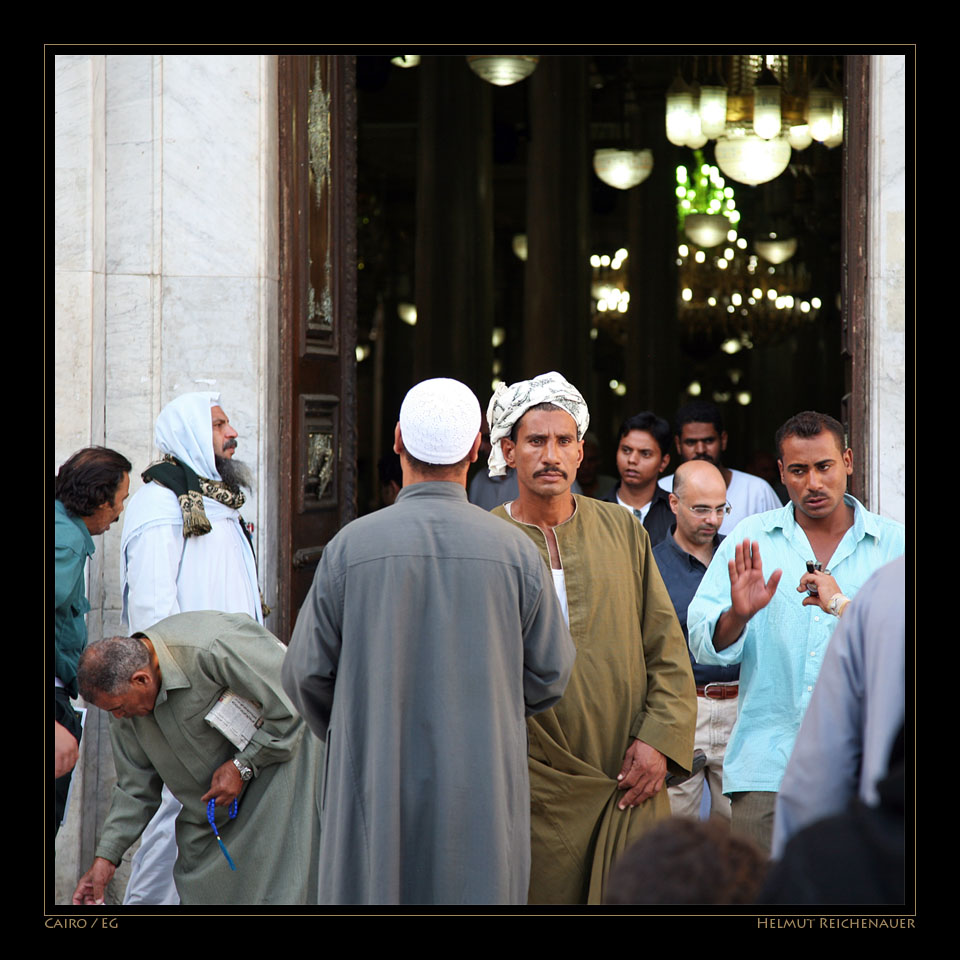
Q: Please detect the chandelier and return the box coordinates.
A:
[666,56,844,186]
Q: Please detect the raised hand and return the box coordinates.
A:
[728,539,782,620]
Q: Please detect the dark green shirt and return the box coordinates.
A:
[55,499,95,697]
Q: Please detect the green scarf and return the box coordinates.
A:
[142,455,245,538]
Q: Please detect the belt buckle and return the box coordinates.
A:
[703,682,738,700]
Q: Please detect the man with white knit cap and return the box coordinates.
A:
[487,371,696,905]
[118,391,266,905]
[283,377,575,906]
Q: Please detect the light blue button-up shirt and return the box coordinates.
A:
[688,495,905,796]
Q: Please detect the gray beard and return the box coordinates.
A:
[215,455,253,492]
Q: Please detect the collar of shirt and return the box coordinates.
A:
[395,481,469,504]
[55,499,96,557]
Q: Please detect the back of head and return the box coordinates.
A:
[155,391,221,479]
[605,818,768,905]
[674,399,724,437]
[398,378,481,472]
[775,410,846,459]
[55,446,132,517]
[618,411,671,457]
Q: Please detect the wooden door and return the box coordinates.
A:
[277,55,358,643]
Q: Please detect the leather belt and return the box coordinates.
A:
[697,682,739,700]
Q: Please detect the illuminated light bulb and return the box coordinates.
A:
[755,237,797,264]
[727,305,735,313]
[355,344,371,362]
[678,244,689,257]
[492,378,502,391]
[597,301,608,312]
[808,81,834,141]
[666,74,694,146]
[768,289,778,300]
[695,250,706,263]
[736,391,752,405]
[615,383,627,396]
[717,259,728,269]
[492,327,506,348]
[676,165,688,184]
[753,66,782,140]
[731,293,742,306]
[593,148,654,189]
[707,297,717,306]
[467,55,539,86]
[715,125,791,185]
[788,124,812,151]
[688,380,702,396]
[727,229,738,242]
[684,214,728,248]
[609,379,620,390]
[391,55,421,68]
[590,254,601,267]
[699,82,727,139]
[600,255,611,267]
[618,301,628,313]
[737,238,747,249]
[616,249,628,260]
[824,94,844,148]
[512,234,528,261]
[811,297,822,309]
[800,301,811,313]
[397,303,417,326]
[589,327,599,339]
[681,288,693,302]
[722,338,741,353]
[724,247,734,260]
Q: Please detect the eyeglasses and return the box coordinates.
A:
[677,499,731,519]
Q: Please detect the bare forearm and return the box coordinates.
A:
[713,607,749,651]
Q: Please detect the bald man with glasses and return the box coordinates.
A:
[653,460,738,822]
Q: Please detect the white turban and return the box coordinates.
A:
[486,371,590,477]
[154,391,223,480]
[399,378,482,465]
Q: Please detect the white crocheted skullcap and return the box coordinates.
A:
[399,378,482,465]
[485,371,590,477]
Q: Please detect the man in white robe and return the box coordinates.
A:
[118,391,264,905]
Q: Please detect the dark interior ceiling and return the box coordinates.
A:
[353,53,845,512]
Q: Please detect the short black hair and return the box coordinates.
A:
[674,400,724,437]
[617,412,671,459]
[605,818,768,905]
[55,446,132,517]
[775,411,846,460]
[509,402,565,443]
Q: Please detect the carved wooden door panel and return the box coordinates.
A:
[278,55,357,643]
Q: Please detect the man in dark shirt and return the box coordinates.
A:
[602,411,674,546]
[653,460,737,821]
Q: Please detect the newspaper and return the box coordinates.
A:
[204,689,264,750]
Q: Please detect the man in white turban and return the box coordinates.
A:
[118,391,266,905]
[487,372,696,905]
[283,377,575,905]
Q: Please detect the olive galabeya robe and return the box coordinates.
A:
[493,495,697,904]
[94,611,323,905]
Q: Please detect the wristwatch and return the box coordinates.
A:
[232,758,253,781]
[827,593,851,618]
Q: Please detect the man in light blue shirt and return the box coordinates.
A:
[688,411,905,853]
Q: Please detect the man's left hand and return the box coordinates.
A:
[616,739,666,809]
[201,760,244,807]
[797,570,843,612]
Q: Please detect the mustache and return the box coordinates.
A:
[534,468,568,479]
[223,438,238,451]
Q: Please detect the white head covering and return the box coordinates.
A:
[154,391,223,480]
[486,371,590,477]
[399,378,482,465]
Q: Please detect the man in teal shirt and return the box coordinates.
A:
[54,446,131,835]
[688,412,904,852]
